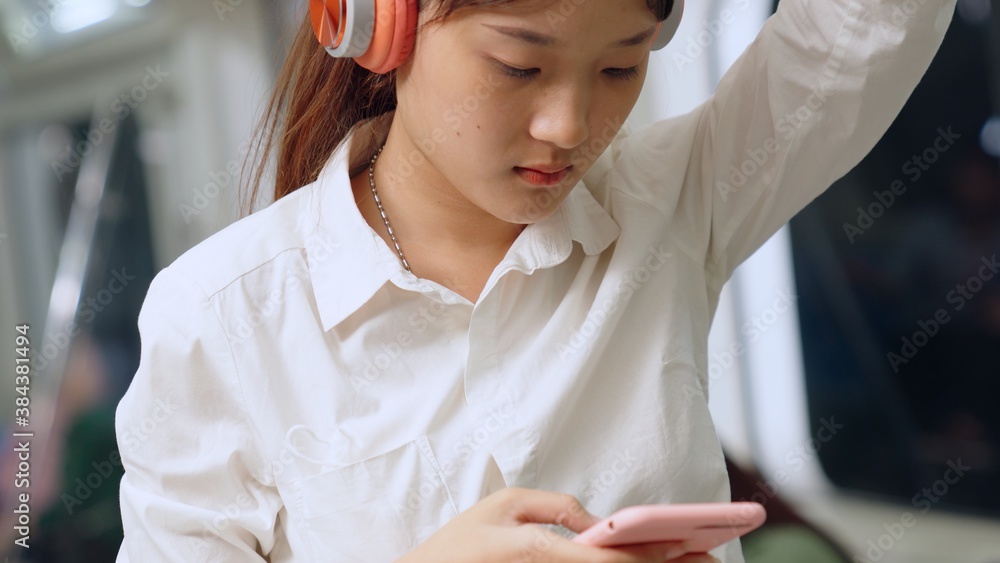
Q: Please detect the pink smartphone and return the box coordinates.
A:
[571,502,766,553]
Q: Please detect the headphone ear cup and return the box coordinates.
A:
[651,0,684,51]
[310,0,343,49]
[355,0,396,71]
[313,0,417,74]
[311,0,375,58]
[376,0,418,74]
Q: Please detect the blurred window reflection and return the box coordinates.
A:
[788,1,1000,516]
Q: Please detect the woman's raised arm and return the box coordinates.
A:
[608,0,956,285]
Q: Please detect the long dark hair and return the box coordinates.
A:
[237,0,674,219]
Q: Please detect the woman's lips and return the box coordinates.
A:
[515,166,572,187]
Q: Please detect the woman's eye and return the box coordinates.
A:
[605,66,642,81]
[493,61,642,82]
[496,62,538,80]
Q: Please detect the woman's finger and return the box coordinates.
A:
[598,540,689,561]
[667,554,721,563]
[533,530,691,563]
[500,487,601,532]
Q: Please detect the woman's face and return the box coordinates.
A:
[393,0,658,224]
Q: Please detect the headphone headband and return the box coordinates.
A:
[311,0,685,74]
[652,0,685,51]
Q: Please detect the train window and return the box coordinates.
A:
[788,2,1000,515]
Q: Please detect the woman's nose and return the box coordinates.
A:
[529,86,591,150]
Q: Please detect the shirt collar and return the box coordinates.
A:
[306,110,621,331]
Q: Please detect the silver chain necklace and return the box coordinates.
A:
[368,143,411,272]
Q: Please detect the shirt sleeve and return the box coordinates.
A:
[611,0,956,286]
[114,265,283,561]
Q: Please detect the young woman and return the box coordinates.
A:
[114,0,954,561]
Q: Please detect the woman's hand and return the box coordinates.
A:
[394,487,720,563]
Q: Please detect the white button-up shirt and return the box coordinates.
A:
[115,1,954,561]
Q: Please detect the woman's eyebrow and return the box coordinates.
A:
[481,23,657,48]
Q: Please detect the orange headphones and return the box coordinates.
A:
[310,0,685,74]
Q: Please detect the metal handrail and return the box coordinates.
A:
[33,96,119,487]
